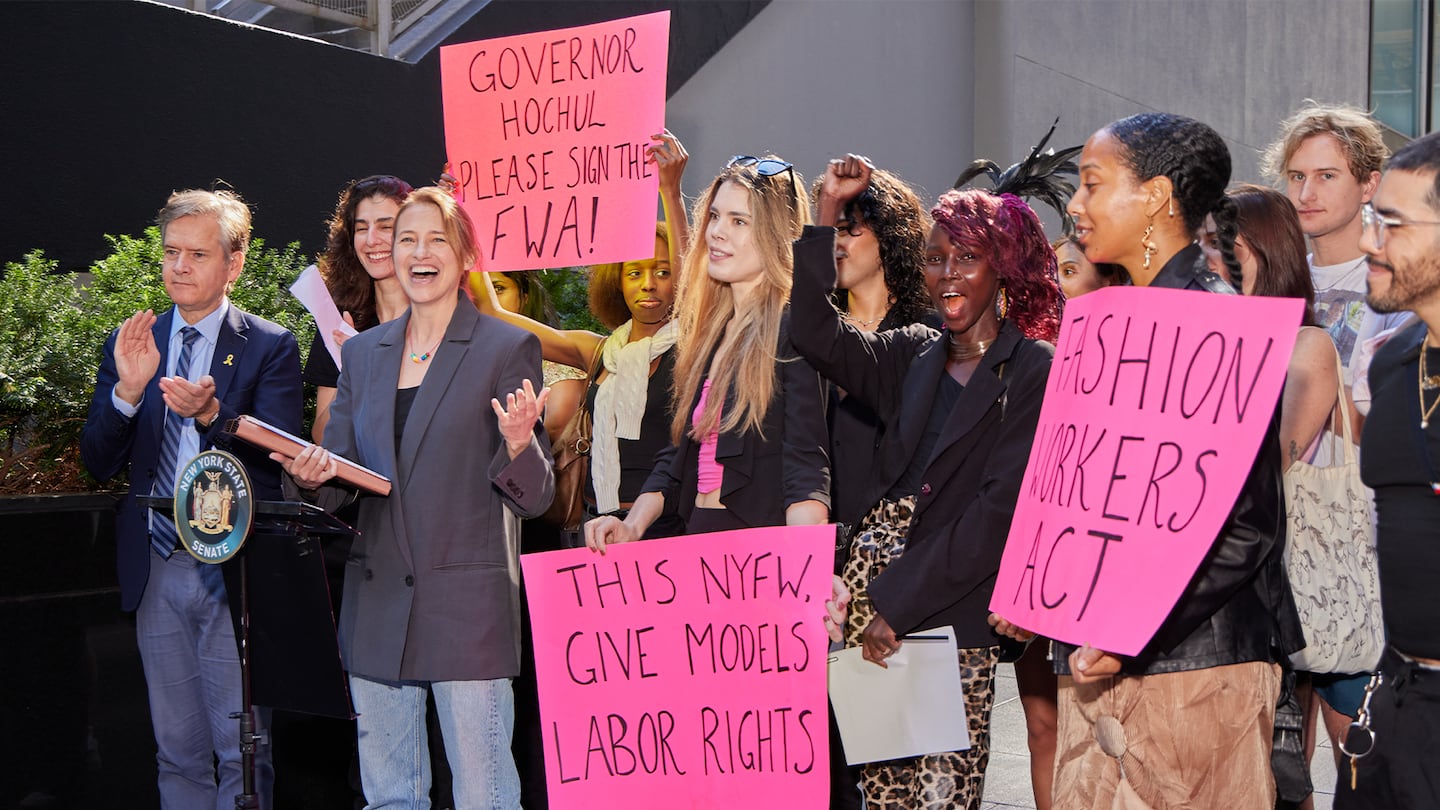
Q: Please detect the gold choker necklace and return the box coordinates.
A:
[947,334,992,362]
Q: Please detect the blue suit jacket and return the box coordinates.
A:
[80,304,303,612]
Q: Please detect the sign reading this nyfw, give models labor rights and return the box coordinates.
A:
[990,286,1302,656]
[520,525,833,810]
[439,12,669,270]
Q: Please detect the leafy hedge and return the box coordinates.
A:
[0,229,310,494]
[0,230,613,494]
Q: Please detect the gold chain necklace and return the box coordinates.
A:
[843,311,884,328]
[1420,335,1440,428]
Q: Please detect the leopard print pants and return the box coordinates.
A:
[841,497,999,809]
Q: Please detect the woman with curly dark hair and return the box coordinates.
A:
[793,155,1060,809]
[305,174,414,441]
[810,166,934,538]
[808,162,932,810]
[994,113,1303,809]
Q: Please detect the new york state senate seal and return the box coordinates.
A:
[173,449,254,563]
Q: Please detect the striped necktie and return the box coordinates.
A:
[150,326,201,558]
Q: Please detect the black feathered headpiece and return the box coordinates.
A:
[953,118,1082,235]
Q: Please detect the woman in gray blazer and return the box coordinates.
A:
[281,187,554,810]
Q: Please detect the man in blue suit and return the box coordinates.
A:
[81,189,302,809]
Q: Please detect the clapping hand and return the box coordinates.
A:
[113,310,160,406]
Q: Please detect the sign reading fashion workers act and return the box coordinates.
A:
[990,287,1302,656]
[439,12,670,271]
[520,525,833,810]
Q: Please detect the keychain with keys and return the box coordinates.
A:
[1338,672,1383,790]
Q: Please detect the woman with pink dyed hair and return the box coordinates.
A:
[792,155,1062,809]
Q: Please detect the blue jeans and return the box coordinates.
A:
[351,674,520,810]
[136,549,273,810]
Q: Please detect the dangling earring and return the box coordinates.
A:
[1168,198,1176,218]
[995,286,1010,320]
[1141,221,1157,271]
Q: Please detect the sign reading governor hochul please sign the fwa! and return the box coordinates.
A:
[990,286,1302,656]
[439,12,669,271]
[521,525,834,810]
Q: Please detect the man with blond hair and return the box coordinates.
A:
[1265,103,1411,412]
[1263,103,1410,804]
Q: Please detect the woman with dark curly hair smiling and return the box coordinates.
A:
[305,174,415,442]
[794,155,1061,809]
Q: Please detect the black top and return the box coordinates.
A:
[303,329,341,388]
[394,385,419,448]
[583,348,678,506]
[887,374,963,499]
[1361,321,1440,659]
[791,225,1054,647]
[828,308,941,528]
[641,312,831,530]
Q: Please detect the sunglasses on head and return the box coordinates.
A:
[727,155,795,179]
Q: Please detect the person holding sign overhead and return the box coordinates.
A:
[994,113,1303,809]
[792,155,1062,809]
[279,187,554,810]
[583,154,830,545]
[468,129,690,537]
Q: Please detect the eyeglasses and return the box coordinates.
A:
[727,155,795,182]
[1361,203,1440,248]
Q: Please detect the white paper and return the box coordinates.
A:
[826,626,970,764]
[288,264,358,370]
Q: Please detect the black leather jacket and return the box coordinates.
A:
[1055,245,1304,675]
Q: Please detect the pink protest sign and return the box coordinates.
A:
[989,286,1301,656]
[439,12,669,270]
[520,525,834,809]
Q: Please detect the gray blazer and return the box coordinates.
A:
[321,297,554,682]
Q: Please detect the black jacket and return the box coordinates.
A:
[1055,245,1304,674]
[641,311,831,528]
[791,226,1053,647]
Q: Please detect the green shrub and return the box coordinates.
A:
[538,267,606,334]
[0,252,101,493]
[0,230,311,494]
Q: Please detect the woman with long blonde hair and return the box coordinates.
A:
[585,155,830,546]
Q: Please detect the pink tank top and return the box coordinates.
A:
[693,379,723,494]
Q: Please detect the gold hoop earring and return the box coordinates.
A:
[1141,221,1157,271]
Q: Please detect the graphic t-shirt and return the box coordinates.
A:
[1310,256,1409,388]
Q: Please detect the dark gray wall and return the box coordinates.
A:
[667,0,977,211]
[0,0,766,270]
[973,0,1372,197]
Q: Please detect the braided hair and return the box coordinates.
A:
[1106,113,1241,283]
